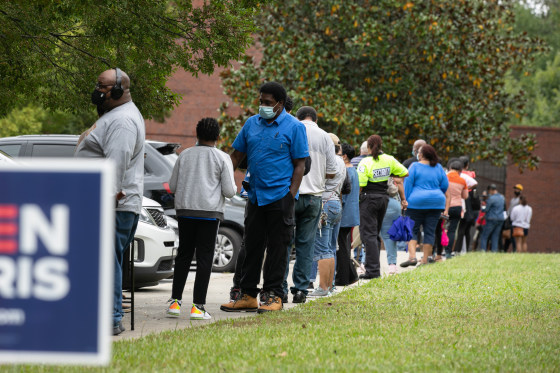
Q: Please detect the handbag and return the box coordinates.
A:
[512,226,524,237]
[441,221,449,247]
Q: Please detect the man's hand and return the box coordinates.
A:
[290,158,306,197]
[116,191,126,201]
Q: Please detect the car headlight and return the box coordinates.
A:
[139,208,156,225]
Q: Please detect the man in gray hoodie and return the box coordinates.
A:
[75,67,145,336]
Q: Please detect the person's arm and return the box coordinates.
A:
[221,151,237,198]
[290,158,306,197]
[393,177,407,209]
[230,150,246,171]
[443,189,450,216]
[461,185,469,199]
[403,164,415,201]
[510,207,518,222]
[230,120,249,170]
[104,122,137,201]
[325,140,337,179]
[440,166,449,194]
[390,156,409,178]
[527,206,532,224]
[168,155,180,193]
[356,158,369,194]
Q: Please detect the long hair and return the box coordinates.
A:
[420,144,439,167]
[367,135,382,160]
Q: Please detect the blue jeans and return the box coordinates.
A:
[310,200,342,281]
[114,211,139,327]
[480,219,503,252]
[313,199,342,261]
[283,195,322,295]
[380,198,401,265]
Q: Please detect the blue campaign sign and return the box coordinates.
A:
[0,159,114,365]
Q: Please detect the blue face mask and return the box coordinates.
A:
[411,150,415,156]
[259,102,280,119]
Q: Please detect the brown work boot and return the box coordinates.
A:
[220,293,258,312]
[257,292,283,314]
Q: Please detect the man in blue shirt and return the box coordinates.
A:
[479,184,505,253]
[220,82,309,313]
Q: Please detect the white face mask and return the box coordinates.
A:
[416,153,420,161]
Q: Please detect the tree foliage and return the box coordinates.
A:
[219,0,544,170]
[0,0,264,120]
[506,0,560,127]
[0,105,43,137]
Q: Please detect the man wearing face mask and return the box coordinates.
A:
[220,82,309,313]
[402,139,426,169]
[75,67,145,335]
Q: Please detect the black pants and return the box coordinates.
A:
[359,193,389,278]
[172,218,219,305]
[455,217,474,253]
[446,206,462,256]
[240,192,295,298]
[232,237,246,289]
[336,226,358,286]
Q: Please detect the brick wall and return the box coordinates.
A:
[506,126,560,252]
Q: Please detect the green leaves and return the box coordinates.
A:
[219,0,543,170]
[0,0,264,120]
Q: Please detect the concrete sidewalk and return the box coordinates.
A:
[115,250,420,341]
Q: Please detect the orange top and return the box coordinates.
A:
[447,170,468,207]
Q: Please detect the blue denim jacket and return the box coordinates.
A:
[485,193,505,221]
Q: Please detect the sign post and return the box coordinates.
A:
[0,159,114,366]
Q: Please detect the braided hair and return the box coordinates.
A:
[196,118,220,142]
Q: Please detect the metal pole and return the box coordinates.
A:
[130,241,135,331]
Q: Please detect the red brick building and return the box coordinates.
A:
[146,68,560,252]
[506,127,560,253]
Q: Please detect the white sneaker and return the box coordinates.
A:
[190,304,212,320]
[388,264,397,275]
[308,287,330,297]
[357,264,366,275]
[167,298,181,316]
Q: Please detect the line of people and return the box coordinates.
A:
[165,81,533,321]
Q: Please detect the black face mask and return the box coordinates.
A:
[91,89,106,106]
[514,191,521,196]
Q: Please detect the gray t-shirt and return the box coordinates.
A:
[322,156,346,201]
[75,101,145,214]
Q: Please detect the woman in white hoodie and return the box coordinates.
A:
[510,195,532,253]
[166,118,236,320]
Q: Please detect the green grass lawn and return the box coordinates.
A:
[10,254,560,372]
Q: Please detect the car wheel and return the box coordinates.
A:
[213,227,241,272]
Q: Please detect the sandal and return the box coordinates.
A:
[400,258,418,268]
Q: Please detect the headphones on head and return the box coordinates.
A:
[111,67,124,100]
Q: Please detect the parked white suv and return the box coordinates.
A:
[122,197,177,289]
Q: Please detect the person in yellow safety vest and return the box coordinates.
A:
[356,135,408,279]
